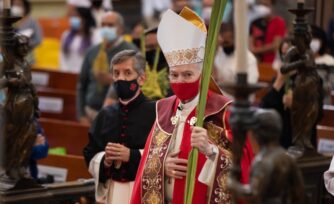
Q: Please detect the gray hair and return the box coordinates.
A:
[110,50,146,75]
[102,11,124,28]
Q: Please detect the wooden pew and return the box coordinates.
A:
[38,118,91,182]
[39,118,89,155]
[317,125,334,139]
[258,63,276,83]
[31,68,78,91]
[254,63,276,103]
[319,105,334,127]
[37,87,77,121]
[317,125,334,149]
[38,154,91,181]
[38,17,69,39]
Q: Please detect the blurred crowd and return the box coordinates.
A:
[0,0,333,134]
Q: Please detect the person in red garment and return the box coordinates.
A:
[249,0,286,64]
[130,7,254,204]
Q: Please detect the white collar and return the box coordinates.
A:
[179,94,199,112]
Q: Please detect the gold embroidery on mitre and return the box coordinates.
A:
[165,47,204,67]
[143,189,162,204]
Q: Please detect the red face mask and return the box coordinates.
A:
[170,77,200,101]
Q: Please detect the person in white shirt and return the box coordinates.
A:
[60,6,99,73]
[324,156,334,196]
[214,23,259,97]
[311,25,334,104]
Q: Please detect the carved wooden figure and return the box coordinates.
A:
[227,109,304,204]
[1,32,39,181]
[280,3,322,155]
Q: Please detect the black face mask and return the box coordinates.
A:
[132,38,141,49]
[223,45,235,55]
[113,79,139,100]
[145,49,167,69]
[146,49,157,66]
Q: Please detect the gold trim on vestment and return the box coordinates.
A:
[141,127,172,204]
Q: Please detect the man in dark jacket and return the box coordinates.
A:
[83,50,156,203]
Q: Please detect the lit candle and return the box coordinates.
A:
[3,0,10,9]
[234,0,248,73]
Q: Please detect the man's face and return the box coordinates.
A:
[145,33,158,51]
[112,58,145,86]
[219,31,234,47]
[169,63,201,83]
[101,13,122,35]
[132,24,144,39]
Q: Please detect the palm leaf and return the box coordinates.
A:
[184,1,228,204]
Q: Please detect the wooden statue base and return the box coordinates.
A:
[0,177,50,204]
[298,150,333,204]
[0,178,94,204]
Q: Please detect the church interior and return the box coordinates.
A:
[0,0,334,203]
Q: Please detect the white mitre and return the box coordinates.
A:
[157,7,207,67]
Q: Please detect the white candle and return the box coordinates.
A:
[234,0,248,73]
[3,0,10,9]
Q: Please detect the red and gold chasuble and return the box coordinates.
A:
[131,92,254,204]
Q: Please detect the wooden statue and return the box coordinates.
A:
[280,3,322,155]
[227,109,304,204]
[1,33,39,181]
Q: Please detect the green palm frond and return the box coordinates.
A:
[184,1,228,204]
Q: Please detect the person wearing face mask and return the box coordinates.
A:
[60,4,98,73]
[131,8,254,204]
[310,25,334,105]
[104,25,171,105]
[11,0,43,64]
[142,26,172,99]
[144,27,168,71]
[214,23,258,98]
[311,25,334,66]
[83,50,156,204]
[77,11,138,125]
